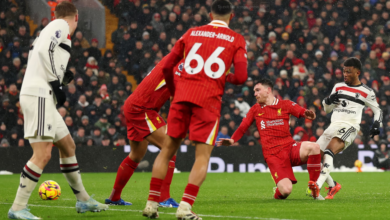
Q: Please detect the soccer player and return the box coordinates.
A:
[8,2,108,219]
[217,78,322,200]
[105,55,182,208]
[314,57,382,199]
[142,0,248,219]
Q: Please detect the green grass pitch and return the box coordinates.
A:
[1,172,389,220]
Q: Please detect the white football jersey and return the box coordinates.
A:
[323,82,383,127]
[20,19,71,99]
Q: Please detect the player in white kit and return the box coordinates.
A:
[309,57,382,199]
[8,2,108,219]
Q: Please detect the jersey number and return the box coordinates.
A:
[184,43,226,79]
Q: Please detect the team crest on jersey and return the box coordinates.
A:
[277,108,282,116]
[55,30,62,38]
[355,93,360,98]
[178,62,184,71]
[274,172,278,179]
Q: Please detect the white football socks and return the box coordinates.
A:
[326,174,336,188]
[316,149,334,189]
[60,156,90,202]
[12,161,42,211]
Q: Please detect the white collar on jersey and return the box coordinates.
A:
[208,20,229,28]
[261,97,279,108]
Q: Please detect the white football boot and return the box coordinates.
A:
[142,201,159,218]
[176,201,202,220]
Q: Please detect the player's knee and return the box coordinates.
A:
[279,184,292,196]
[311,143,320,154]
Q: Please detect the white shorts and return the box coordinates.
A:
[317,122,359,152]
[20,95,69,143]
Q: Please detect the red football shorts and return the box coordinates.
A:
[124,104,165,142]
[167,102,220,146]
[265,142,305,185]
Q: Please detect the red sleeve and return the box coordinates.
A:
[231,106,255,142]
[226,62,247,85]
[163,30,191,95]
[227,35,248,85]
[287,101,306,118]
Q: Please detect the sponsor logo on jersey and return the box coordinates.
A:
[55,30,62,38]
[333,108,356,114]
[260,120,265,130]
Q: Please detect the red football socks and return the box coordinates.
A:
[181,183,199,206]
[274,188,287,199]
[148,177,163,202]
[159,155,176,202]
[109,156,139,201]
[307,154,322,182]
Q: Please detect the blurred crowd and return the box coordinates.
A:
[1,0,390,154]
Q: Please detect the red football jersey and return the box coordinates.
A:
[231,99,306,158]
[168,20,247,115]
[126,56,183,111]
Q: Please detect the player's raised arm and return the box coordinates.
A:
[286,100,315,119]
[322,85,340,113]
[365,90,383,138]
[226,36,248,85]
[162,31,189,96]
[216,106,255,146]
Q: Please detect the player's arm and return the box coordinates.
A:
[226,36,248,85]
[288,100,316,120]
[35,21,69,105]
[323,85,339,113]
[365,91,383,138]
[162,30,190,96]
[216,106,255,146]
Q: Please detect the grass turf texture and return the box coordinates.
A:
[1,172,389,220]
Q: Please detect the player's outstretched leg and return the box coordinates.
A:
[143,136,181,218]
[56,135,108,213]
[299,142,322,199]
[8,142,52,219]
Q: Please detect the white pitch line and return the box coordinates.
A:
[0,203,297,220]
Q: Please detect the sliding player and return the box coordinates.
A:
[217,78,322,200]
[142,0,248,219]
[105,55,182,208]
[313,57,382,199]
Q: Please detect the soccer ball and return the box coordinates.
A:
[38,180,61,200]
[354,160,363,168]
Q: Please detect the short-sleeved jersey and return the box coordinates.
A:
[126,56,183,111]
[170,20,247,115]
[324,82,383,127]
[21,19,71,98]
[232,99,306,158]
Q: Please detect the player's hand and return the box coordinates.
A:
[216,138,235,147]
[304,109,316,120]
[325,91,340,105]
[62,70,74,86]
[370,121,380,138]
[50,80,67,106]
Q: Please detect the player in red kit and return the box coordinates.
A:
[105,55,183,208]
[143,1,248,219]
[217,78,322,200]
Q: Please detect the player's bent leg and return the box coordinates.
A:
[107,139,148,205]
[274,178,292,199]
[316,137,345,189]
[175,142,212,220]
[55,134,108,212]
[9,141,52,219]
[144,136,182,218]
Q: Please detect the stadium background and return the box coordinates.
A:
[1,0,390,172]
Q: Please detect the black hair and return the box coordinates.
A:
[211,0,233,16]
[256,78,274,90]
[344,57,362,71]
